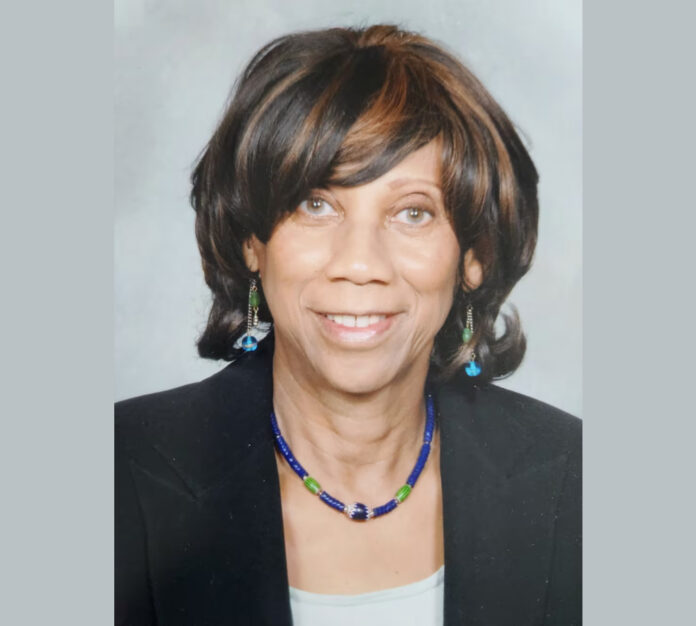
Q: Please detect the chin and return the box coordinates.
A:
[313,352,407,396]
[323,373,390,396]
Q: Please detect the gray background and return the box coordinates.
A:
[115,0,582,416]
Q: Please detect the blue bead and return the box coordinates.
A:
[320,491,346,512]
[241,335,258,352]
[373,499,398,517]
[424,397,435,443]
[348,502,369,521]
[270,419,310,480]
[465,360,481,377]
[407,443,431,486]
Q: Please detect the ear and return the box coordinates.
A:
[242,236,264,273]
[462,247,483,291]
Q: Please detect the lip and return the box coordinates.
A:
[312,310,401,346]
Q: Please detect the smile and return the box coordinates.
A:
[314,311,400,345]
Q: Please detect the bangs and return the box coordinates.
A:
[236,43,456,234]
[325,49,444,186]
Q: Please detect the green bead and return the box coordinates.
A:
[395,484,412,503]
[249,290,260,308]
[462,328,473,343]
[303,476,321,495]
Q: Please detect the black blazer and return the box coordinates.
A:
[116,340,581,625]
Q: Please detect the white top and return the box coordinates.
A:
[289,566,445,626]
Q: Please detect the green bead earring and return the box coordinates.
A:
[241,279,260,352]
[462,303,481,377]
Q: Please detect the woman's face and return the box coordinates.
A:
[246,140,478,394]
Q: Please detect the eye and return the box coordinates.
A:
[393,206,434,225]
[297,196,338,217]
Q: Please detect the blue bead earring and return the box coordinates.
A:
[241,278,260,352]
[462,303,481,377]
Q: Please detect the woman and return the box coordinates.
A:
[116,25,581,626]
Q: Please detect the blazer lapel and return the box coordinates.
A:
[438,383,569,626]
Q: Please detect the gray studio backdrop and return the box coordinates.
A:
[115,0,582,416]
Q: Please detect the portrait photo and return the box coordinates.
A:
[115,1,582,624]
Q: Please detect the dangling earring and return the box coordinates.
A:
[241,278,260,352]
[462,303,481,377]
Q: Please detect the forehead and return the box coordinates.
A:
[385,141,442,185]
[331,139,444,193]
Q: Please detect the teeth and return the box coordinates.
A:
[355,315,369,328]
[325,314,386,327]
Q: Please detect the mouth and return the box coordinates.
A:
[313,311,400,345]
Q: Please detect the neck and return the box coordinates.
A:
[271,345,433,500]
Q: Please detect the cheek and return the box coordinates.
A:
[393,229,460,303]
[260,225,329,312]
[265,228,328,281]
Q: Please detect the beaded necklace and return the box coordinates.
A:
[270,393,435,521]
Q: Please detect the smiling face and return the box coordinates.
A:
[245,140,479,395]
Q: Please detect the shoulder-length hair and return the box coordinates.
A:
[190,24,538,383]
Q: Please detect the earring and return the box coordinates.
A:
[462,303,481,377]
[241,278,260,352]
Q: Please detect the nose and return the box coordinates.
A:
[324,219,395,285]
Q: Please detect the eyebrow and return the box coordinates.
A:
[386,177,442,191]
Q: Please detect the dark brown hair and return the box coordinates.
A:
[190,25,538,383]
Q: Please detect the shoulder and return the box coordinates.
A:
[476,382,581,443]
[437,377,581,473]
[116,344,273,422]
[115,350,274,493]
